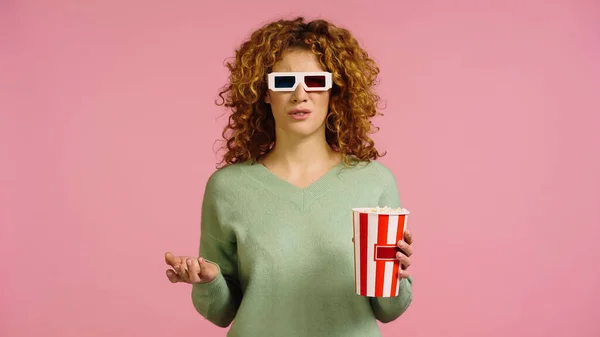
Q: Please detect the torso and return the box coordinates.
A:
[206,159,397,336]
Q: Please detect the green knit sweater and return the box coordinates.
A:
[191,159,413,336]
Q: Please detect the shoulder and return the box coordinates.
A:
[205,161,254,190]
[362,159,394,177]
[342,158,397,186]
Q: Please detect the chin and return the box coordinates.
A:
[285,124,326,139]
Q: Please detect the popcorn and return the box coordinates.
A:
[366,206,409,214]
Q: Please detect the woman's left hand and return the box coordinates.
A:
[396,230,413,279]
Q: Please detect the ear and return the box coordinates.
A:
[264,91,271,104]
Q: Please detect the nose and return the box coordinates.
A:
[291,84,308,103]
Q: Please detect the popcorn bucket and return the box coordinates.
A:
[352,207,410,297]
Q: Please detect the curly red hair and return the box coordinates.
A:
[215,17,386,168]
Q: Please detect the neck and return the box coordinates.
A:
[261,129,340,171]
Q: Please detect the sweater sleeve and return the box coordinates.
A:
[191,174,243,328]
[369,164,413,323]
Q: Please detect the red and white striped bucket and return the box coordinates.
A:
[352,207,410,297]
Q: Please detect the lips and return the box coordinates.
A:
[288,108,312,116]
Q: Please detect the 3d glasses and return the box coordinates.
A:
[267,72,333,92]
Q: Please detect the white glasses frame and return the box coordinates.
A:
[267,71,333,92]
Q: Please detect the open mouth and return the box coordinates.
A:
[290,111,308,116]
[288,109,311,117]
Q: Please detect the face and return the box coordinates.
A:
[264,49,331,142]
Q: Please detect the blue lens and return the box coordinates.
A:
[274,76,296,88]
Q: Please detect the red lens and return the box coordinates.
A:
[304,75,326,88]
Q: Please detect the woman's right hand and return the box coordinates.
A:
[164,252,219,284]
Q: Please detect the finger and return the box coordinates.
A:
[166,269,181,283]
[404,230,413,245]
[397,240,413,257]
[198,257,211,274]
[165,252,180,268]
[177,263,190,282]
[396,251,411,269]
[199,258,217,282]
[198,257,209,279]
[187,258,201,283]
[397,268,410,279]
[197,257,206,275]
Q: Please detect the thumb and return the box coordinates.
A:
[198,257,218,274]
[198,257,209,267]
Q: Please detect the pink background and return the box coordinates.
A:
[2,0,599,336]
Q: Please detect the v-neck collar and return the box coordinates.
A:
[242,161,347,212]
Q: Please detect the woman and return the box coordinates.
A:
[164,17,414,336]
